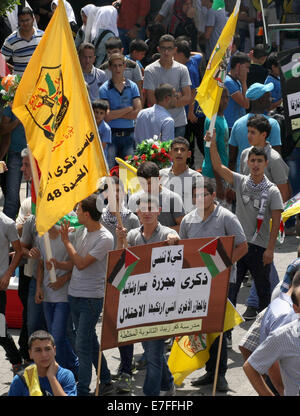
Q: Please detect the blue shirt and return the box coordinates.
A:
[134,104,174,144]
[186,54,204,118]
[265,74,282,103]
[99,79,140,129]
[259,292,294,344]
[229,113,282,172]
[84,66,106,102]
[3,106,27,153]
[224,75,246,128]
[97,119,111,160]
[281,258,300,293]
[8,366,77,396]
[202,116,229,178]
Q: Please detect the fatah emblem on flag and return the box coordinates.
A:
[198,238,232,278]
[108,249,140,291]
[26,66,69,141]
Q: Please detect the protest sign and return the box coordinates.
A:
[101,236,234,351]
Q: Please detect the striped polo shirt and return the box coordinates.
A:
[1,27,44,75]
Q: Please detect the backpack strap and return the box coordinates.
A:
[93,30,113,51]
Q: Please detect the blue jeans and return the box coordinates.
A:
[229,244,271,312]
[119,344,134,375]
[43,302,79,377]
[107,134,135,169]
[246,262,279,309]
[142,339,173,396]
[68,296,110,396]
[3,151,23,220]
[27,279,47,336]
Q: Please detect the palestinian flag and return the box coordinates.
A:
[108,248,140,291]
[198,238,232,278]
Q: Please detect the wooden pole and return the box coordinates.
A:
[27,148,57,282]
[212,331,224,396]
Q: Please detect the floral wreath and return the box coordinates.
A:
[125,137,173,170]
[0,74,21,107]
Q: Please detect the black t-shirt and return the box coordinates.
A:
[247,63,269,88]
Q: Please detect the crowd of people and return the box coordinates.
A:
[0,0,300,397]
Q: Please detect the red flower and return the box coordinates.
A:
[141,154,146,160]
[161,148,166,154]
[151,153,156,159]
[133,155,139,161]
[151,144,159,150]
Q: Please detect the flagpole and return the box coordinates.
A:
[27,148,57,282]
[83,80,128,247]
[212,331,224,396]
[95,253,110,396]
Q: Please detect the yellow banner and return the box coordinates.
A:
[195,0,241,119]
[13,0,108,235]
[168,299,244,386]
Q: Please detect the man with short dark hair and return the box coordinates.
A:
[207,132,284,314]
[134,83,176,144]
[180,179,248,391]
[99,53,142,169]
[1,7,43,75]
[128,161,185,231]
[143,34,191,137]
[159,137,202,213]
[51,195,114,396]
[224,52,250,132]
[8,330,77,396]
[116,193,178,396]
[78,43,106,102]
[174,39,206,165]
[99,37,143,96]
[247,44,269,88]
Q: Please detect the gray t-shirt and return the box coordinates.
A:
[101,209,140,249]
[0,212,19,278]
[127,187,185,227]
[159,167,202,213]
[68,225,114,299]
[37,233,75,303]
[179,203,246,282]
[240,143,289,185]
[205,8,228,60]
[20,215,39,279]
[127,223,179,247]
[143,59,191,127]
[99,59,142,85]
[233,173,284,248]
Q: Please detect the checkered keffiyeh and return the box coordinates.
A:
[239,309,266,352]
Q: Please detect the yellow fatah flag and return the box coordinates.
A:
[195,0,241,120]
[23,364,43,396]
[13,0,108,236]
[116,157,141,195]
[168,299,244,386]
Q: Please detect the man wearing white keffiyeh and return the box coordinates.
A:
[207,132,283,313]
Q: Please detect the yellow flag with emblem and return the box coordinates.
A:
[13,0,108,236]
[168,299,244,386]
[195,0,241,120]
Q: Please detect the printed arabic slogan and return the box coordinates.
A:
[12,0,107,235]
[101,236,234,350]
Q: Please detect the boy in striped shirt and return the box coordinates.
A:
[1,7,43,75]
